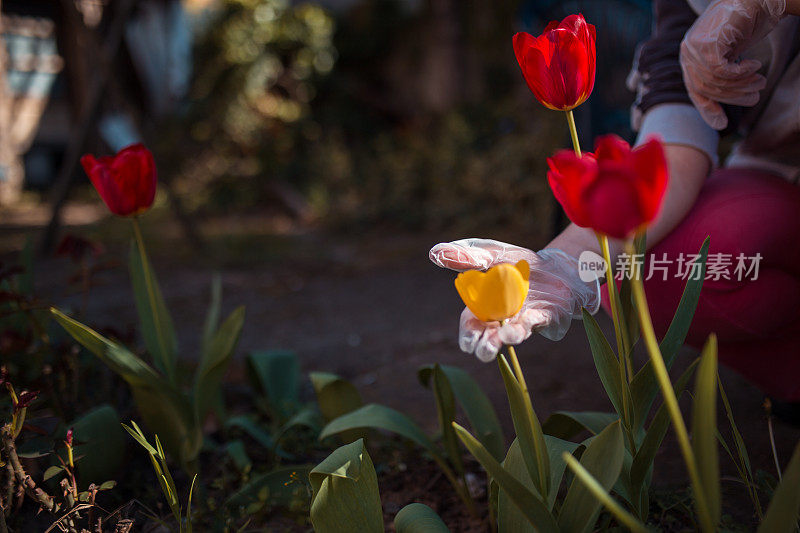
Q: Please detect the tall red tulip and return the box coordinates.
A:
[80,144,157,217]
[513,14,596,111]
[547,135,668,239]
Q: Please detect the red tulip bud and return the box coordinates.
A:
[80,144,157,217]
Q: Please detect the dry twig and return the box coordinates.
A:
[1,427,55,513]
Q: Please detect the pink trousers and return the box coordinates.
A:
[602,167,800,400]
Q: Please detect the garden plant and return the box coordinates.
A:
[2,7,800,533]
[308,11,800,533]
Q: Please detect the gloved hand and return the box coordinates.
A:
[680,0,786,130]
[430,238,601,362]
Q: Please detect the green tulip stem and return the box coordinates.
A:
[564,108,631,372]
[565,109,582,157]
[564,109,634,449]
[627,242,714,532]
[595,233,637,454]
[597,234,630,367]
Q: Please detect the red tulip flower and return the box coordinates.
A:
[547,135,668,239]
[80,144,157,217]
[513,14,596,111]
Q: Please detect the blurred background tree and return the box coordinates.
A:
[167,0,567,238]
[2,0,650,243]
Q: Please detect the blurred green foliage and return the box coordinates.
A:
[302,108,562,233]
[171,0,336,210]
[191,0,335,139]
[165,0,561,235]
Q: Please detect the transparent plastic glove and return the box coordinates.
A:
[430,238,601,362]
[680,0,786,130]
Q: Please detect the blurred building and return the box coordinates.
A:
[0,0,194,206]
[0,7,63,203]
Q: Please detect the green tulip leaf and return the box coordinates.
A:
[51,308,201,466]
[631,237,709,429]
[129,239,178,382]
[320,404,436,454]
[274,406,322,449]
[757,442,800,533]
[419,364,505,461]
[558,420,625,533]
[225,415,293,459]
[718,378,761,517]
[498,439,537,533]
[225,440,252,473]
[309,439,383,533]
[453,423,557,531]
[562,451,648,533]
[498,355,550,499]
[692,334,720,527]
[201,274,223,357]
[310,372,365,444]
[582,309,625,417]
[542,411,619,441]
[394,503,450,533]
[630,359,699,493]
[311,372,363,422]
[194,306,245,421]
[499,434,582,531]
[248,350,300,420]
[68,405,127,486]
[544,435,583,508]
[419,364,464,475]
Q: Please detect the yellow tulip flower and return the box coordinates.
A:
[454,260,530,322]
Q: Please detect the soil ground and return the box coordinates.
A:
[3,204,799,529]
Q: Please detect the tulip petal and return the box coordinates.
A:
[631,138,669,223]
[545,135,669,239]
[547,150,598,228]
[543,19,561,33]
[561,14,597,99]
[513,32,537,66]
[81,144,157,217]
[454,263,529,323]
[521,43,563,109]
[514,260,530,282]
[513,14,596,110]
[581,162,645,239]
[594,134,631,162]
[552,32,591,108]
